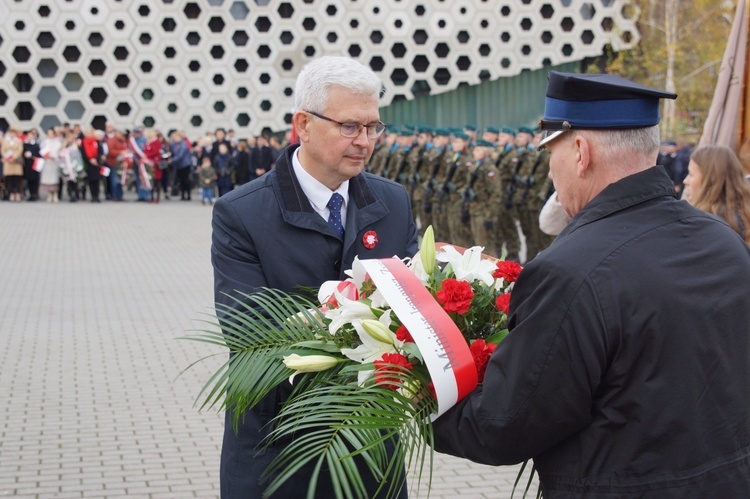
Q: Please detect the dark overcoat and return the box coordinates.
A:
[433,166,750,498]
[212,143,417,498]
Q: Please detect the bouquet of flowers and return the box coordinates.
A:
[188,226,522,498]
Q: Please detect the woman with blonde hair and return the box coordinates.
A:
[683,144,750,245]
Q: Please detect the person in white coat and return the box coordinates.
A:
[40,128,62,203]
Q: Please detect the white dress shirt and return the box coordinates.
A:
[292,148,349,227]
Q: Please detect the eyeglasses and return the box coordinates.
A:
[305,110,386,139]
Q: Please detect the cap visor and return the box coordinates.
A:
[538,130,564,149]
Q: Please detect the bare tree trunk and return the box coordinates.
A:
[662,0,680,139]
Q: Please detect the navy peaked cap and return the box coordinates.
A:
[538,71,677,147]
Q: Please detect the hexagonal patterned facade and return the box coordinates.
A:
[0,0,639,137]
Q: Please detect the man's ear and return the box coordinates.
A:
[293,112,311,143]
[574,135,591,178]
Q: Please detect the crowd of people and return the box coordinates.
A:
[0,123,291,206]
[2,117,747,256]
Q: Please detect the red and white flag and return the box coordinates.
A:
[100,166,111,177]
[32,157,44,172]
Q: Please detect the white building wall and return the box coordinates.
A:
[0,0,639,137]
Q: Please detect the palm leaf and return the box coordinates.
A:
[184,288,440,497]
[261,375,436,499]
[181,288,333,426]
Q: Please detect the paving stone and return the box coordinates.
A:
[0,196,539,498]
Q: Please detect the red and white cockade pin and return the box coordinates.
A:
[362,230,378,249]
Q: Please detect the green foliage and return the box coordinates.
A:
[183,289,331,426]
[587,0,735,140]
[183,288,438,499]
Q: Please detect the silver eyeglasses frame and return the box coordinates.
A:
[304,110,386,139]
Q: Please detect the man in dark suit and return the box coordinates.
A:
[212,55,417,499]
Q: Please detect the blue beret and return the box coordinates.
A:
[417,126,433,134]
[453,132,470,141]
[501,127,516,136]
[474,139,494,148]
[433,128,450,137]
[464,125,477,131]
[539,71,677,146]
[485,126,500,134]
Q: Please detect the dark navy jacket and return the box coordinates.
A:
[212,143,417,499]
[433,166,750,498]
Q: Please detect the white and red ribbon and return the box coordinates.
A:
[137,160,152,190]
[32,157,45,172]
[355,258,478,419]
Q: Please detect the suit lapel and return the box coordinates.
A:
[273,145,390,244]
[343,174,390,260]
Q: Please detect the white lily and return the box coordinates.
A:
[283,354,340,384]
[361,319,394,344]
[284,308,325,328]
[419,225,436,275]
[340,318,400,365]
[324,288,378,335]
[436,244,497,286]
[408,251,430,283]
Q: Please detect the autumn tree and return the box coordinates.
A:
[587,0,736,141]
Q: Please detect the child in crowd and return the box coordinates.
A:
[199,156,217,205]
[213,142,233,197]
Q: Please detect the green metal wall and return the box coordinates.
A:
[379,61,579,131]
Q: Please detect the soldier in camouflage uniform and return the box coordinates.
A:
[464,125,478,147]
[369,129,397,177]
[482,126,500,147]
[420,129,451,240]
[502,126,536,262]
[526,130,555,256]
[495,127,524,261]
[384,130,413,183]
[434,133,463,243]
[405,127,433,234]
[509,128,555,261]
[462,139,501,251]
[444,133,474,248]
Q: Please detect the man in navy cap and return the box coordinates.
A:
[432,71,750,497]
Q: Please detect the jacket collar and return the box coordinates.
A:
[274,144,390,242]
[559,166,677,237]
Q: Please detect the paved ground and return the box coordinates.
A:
[0,192,538,498]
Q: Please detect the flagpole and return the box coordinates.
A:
[699,0,748,149]
[739,0,750,168]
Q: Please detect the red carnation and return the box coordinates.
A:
[373,353,413,390]
[495,292,511,314]
[395,324,414,343]
[470,339,497,383]
[436,278,474,314]
[493,260,523,282]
